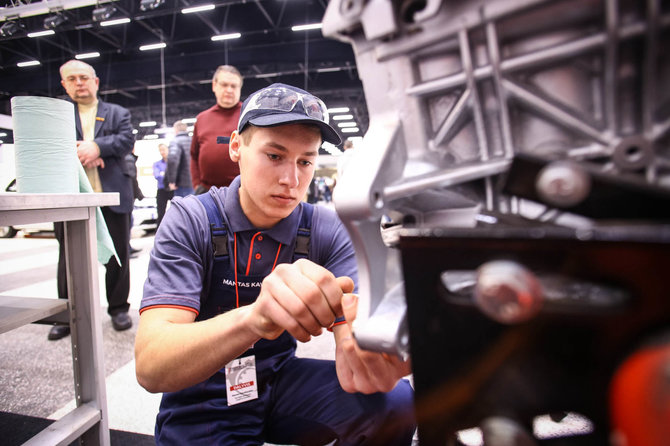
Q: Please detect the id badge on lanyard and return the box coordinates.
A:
[225,355,258,405]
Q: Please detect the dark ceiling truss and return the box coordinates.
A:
[0,0,368,146]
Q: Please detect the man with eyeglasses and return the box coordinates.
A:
[190,65,243,194]
[48,59,135,341]
[136,83,416,445]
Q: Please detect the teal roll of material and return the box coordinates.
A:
[11,96,79,193]
[11,95,117,265]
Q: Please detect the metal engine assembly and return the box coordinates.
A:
[323,0,670,444]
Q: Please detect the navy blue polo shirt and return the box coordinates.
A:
[141,176,358,317]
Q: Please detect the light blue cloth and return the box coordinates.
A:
[77,163,119,266]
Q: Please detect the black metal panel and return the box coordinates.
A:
[399,225,670,444]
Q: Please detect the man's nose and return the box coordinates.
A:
[279,164,300,188]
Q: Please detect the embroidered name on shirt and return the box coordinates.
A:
[222,278,262,288]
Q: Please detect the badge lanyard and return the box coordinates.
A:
[227,232,282,406]
[233,232,282,308]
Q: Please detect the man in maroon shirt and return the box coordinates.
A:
[190,65,243,194]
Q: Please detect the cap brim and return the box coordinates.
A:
[248,112,342,146]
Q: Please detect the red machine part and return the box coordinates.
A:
[609,342,670,446]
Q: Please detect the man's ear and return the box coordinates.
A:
[229,130,241,162]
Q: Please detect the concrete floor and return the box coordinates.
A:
[0,228,336,440]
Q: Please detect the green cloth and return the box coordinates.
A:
[77,163,119,266]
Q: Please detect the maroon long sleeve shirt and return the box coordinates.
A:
[190,102,242,189]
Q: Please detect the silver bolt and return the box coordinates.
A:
[474,260,543,324]
[536,161,591,207]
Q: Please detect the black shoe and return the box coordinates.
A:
[111,312,132,331]
[48,325,70,341]
[129,245,141,255]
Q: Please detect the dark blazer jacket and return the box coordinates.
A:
[166,131,193,189]
[73,99,135,214]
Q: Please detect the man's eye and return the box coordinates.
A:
[267,153,280,160]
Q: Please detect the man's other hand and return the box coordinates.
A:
[334,294,412,394]
[76,140,102,168]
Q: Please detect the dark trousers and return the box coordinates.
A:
[55,207,131,316]
[155,356,416,445]
[156,188,172,227]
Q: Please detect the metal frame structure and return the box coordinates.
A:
[324,0,670,354]
[324,0,670,443]
[0,193,117,445]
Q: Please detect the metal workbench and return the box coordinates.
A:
[0,193,118,446]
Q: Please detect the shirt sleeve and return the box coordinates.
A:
[165,140,179,184]
[140,196,212,314]
[152,161,162,181]
[94,104,134,160]
[190,121,201,188]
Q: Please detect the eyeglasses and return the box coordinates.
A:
[64,75,93,84]
[239,86,330,126]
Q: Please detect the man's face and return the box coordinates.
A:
[61,63,99,105]
[159,144,168,160]
[230,124,320,228]
[212,71,242,109]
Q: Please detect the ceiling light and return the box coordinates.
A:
[337,122,357,127]
[181,117,197,124]
[43,14,67,29]
[139,121,157,127]
[256,72,279,79]
[211,32,241,41]
[341,127,360,133]
[92,5,116,22]
[317,67,341,73]
[328,107,349,113]
[144,134,159,140]
[291,23,322,32]
[101,17,130,26]
[17,60,40,67]
[333,114,354,120]
[140,0,165,12]
[182,4,215,14]
[139,42,166,51]
[321,142,343,156]
[28,29,55,38]
[75,51,100,60]
[0,21,23,37]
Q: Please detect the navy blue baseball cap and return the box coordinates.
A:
[237,83,341,145]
